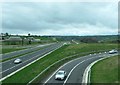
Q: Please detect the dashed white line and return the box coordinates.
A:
[44,53,101,84]
[0,44,63,81]
[63,56,99,85]
[44,55,91,84]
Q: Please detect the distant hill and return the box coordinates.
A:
[2,34,119,43]
[41,35,119,43]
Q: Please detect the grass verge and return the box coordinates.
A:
[91,55,119,83]
[2,43,118,84]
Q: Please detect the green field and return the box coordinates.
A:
[2,43,118,84]
[91,55,119,83]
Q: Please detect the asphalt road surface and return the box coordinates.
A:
[2,43,54,60]
[44,52,118,85]
[1,42,63,79]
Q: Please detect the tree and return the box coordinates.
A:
[28,33,30,36]
[5,32,9,36]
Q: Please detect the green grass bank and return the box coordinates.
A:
[91,55,119,83]
[2,43,118,84]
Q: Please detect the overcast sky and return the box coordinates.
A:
[2,2,118,36]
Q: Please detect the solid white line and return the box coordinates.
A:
[82,54,118,84]
[2,43,53,55]
[43,55,91,84]
[2,48,56,74]
[44,53,100,84]
[44,52,105,84]
[88,69,91,83]
[82,57,105,85]
[44,57,79,83]
[0,44,63,81]
[28,51,116,84]
[63,54,117,85]
[29,52,89,84]
[1,43,57,67]
[1,45,50,64]
[1,43,54,64]
[63,56,99,85]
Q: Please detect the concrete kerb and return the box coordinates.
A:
[88,69,91,84]
[1,47,112,83]
[0,44,63,82]
[27,52,81,84]
[27,51,107,84]
[82,55,114,85]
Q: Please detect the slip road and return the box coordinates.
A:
[44,52,118,85]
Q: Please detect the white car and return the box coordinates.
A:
[109,50,118,54]
[14,59,22,64]
[55,70,66,80]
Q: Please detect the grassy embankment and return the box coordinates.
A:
[2,43,118,84]
[91,55,119,83]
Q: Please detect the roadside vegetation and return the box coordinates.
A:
[1,33,118,54]
[2,43,118,84]
[91,55,119,83]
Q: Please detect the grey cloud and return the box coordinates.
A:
[2,2,118,35]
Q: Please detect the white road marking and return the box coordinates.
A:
[44,53,118,85]
[0,44,63,81]
[82,53,118,84]
[43,55,91,84]
[63,56,99,85]
[1,44,62,73]
[2,43,54,55]
[44,53,100,84]
[1,43,54,64]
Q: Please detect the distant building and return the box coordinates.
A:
[6,36,22,41]
[5,36,22,45]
